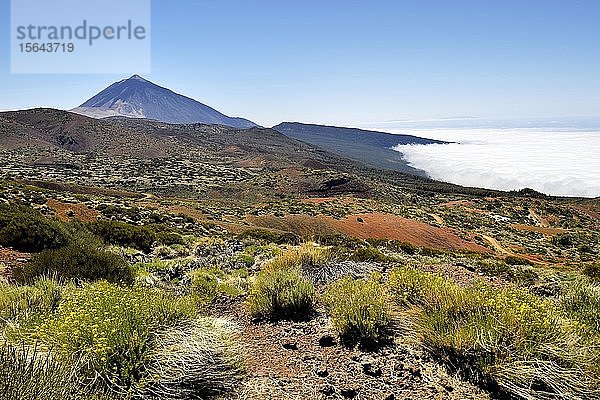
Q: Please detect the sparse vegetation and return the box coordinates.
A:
[6,281,197,392]
[0,278,63,323]
[583,263,600,281]
[0,141,599,400]
[324,274,390,345]
[504,255,533,266]
[238,228,301,245]
[387,266,600,399]
[247,248,315,320]
[475,258,538,285]
[88,220,157,253]
[560,278,600,334]
[350,246,392,263]
[189,266,248,302]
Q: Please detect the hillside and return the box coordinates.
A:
[1,108,599,400]
[0,108,496,200]
[273,122,447,175]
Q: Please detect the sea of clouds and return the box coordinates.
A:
[384,127,600,198]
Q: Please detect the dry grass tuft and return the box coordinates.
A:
[140,318,243,399]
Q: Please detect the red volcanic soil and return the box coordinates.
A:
[247,212,490,253]
[46,199,99,222]
[0,246,32,281]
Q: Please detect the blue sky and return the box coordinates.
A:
[1,0,599,126]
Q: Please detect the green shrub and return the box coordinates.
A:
[87,220,156,253]
[317,234,365,249]
[155,231,186,247]
[387,267,460,308]
[323,275,390,345]
[475,259,538,285]
[242,244,283,258]
[238,229,301,245]
[233,253,255,268]
[583,264,600,281]
[389,240,419,255]
[0,204,70,252]
[387,267,600,399]
[262,244,335,271]
[0,344,115,400]
[189,267,247,303]
[0,278,63,323]
[247,254,314,320]
[18,235,133,284]
[351,246,392,263]
[552,233,573,248]
[9,281,196,391]
[504,255,533,266]
[366,239,418,255]
[560,278,600,335]
[419,247,446,257]
[396,241,418,255]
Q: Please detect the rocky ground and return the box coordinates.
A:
[212,301,491,400]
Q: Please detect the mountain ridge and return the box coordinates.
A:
[273,122,447,176]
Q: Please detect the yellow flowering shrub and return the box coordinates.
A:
[11,281,196,391]
[247,249,315,320]
[387,266,599,399]
[323,274,390,344]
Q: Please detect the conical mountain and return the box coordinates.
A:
[71,75,257,128]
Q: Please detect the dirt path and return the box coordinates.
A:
[481,235,512,255]
[529,208,550,228]
[481,235,548,265]
[510,224,566,236]
[429,213,445,225]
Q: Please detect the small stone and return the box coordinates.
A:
[441,380,454,392]
[407,365,422,378]
[318,334,336,347]
[362,361,382,377]
[320,384,336,396]
[282,341,298,350]
[340,388,358,398]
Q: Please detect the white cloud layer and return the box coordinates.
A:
[388,128,600,198]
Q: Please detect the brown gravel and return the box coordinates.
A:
[209,300,492,400]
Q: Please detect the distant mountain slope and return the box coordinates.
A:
[71,75,257,128]
[272,122,446,175]
[0,108,498,199]
[0,108,169,157]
